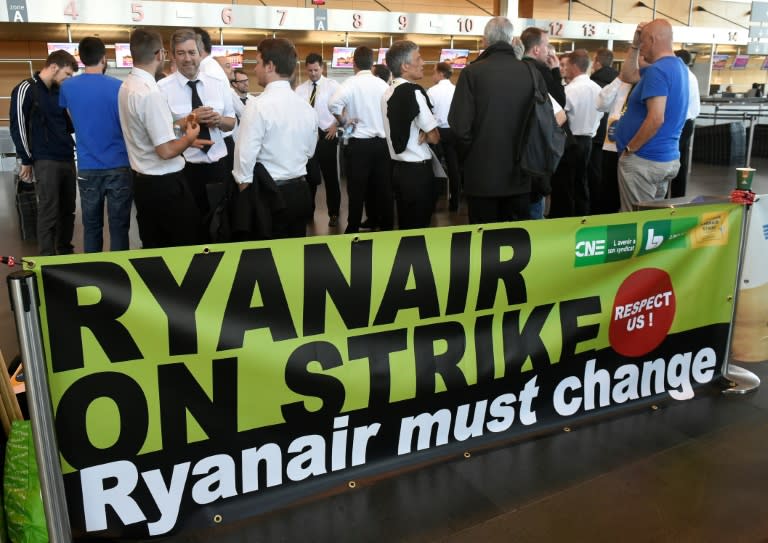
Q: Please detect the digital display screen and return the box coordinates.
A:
[377,48,388,65]
[731,54,749,69]
[211,45,244,68]
[46,42,85,68]
[711,54,729,70]
[114,43,132,68]
[331,47,356,69]
[439,48,470,69]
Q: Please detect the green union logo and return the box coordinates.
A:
[575,224,637,266]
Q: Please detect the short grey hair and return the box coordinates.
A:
[484,17,515,47]
[386,40,419,78]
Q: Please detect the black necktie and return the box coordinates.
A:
[309,82,317,108]
[240,96,248,105]
[187,80,212,153]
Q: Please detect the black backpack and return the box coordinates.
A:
[516,62,566,178]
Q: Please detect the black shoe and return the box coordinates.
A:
[329,215,338,227]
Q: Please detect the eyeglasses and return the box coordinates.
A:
[153,48,168,57]
[232,78,249,85]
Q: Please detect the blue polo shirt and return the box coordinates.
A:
[615,56,688,162]
[60,73,129,170]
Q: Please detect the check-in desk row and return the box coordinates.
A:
[693,98,768,166]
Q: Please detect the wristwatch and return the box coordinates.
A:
[625,144,634,154]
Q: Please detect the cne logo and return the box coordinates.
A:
[575,239,606,257]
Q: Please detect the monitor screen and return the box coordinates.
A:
[731,54,749,70]
[377,48,388,65]
[46,42,85,68]
[711,54,729,70]
[114,43,132,68]
[211,45,244,69]
[331,47,355,69]
[708,84,722,96]
[439,48,470,69]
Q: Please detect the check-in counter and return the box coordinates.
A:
[693,98,768,165]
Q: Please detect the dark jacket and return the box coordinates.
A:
[590,66,619,143]
[231,163,285,240]
[9,73,74,165]
[591,65,619,88]
[448,42,539,197]
[523,57,566,108]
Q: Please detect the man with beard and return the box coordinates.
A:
[118,28,211,248]
[9,49,78,255]
[60,36,132,252]
[159,28,235,222]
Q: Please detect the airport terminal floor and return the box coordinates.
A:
[2,159,768,542]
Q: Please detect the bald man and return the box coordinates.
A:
[614,20,688,211]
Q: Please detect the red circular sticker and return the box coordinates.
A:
[609,268,676,357]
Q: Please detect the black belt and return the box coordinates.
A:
[395,159,430,165]
[275,176,306,186]
[133,170,182,180]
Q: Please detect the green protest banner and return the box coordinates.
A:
[30,204,741,538]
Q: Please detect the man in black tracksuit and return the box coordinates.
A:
[9,49,79,255]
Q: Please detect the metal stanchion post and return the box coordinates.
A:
[7,271,72,542]
[722,205,761,395]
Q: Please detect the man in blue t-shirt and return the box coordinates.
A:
[614,19,688,212]
[60,37,133,252]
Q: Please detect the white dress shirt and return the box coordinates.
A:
[383,78,438,162]
[596,76,633,152]
[158,70,234,164]
[565,73,602,137]
[233,80,318,184]
[296,75,341,132]
[686,69,701,120]
[118,67,184,176]
[426,79,455,129]
[328,70,388,138]
[200,55,229,82]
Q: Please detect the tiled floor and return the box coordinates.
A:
[1,157,767,542]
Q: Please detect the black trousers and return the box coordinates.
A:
[392,161,435,230]
[587,139,604,214]
[549,136,592,217]
[437,127,462,208]
[183,157,230,217]
[272,178,313,238]
[132,170,201,248]
[467,193,530,224]
[223,135,235,173]
[343,137,393,233]
[670,119,695,198]
[600,150,620,214]
[307,129,341,216]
